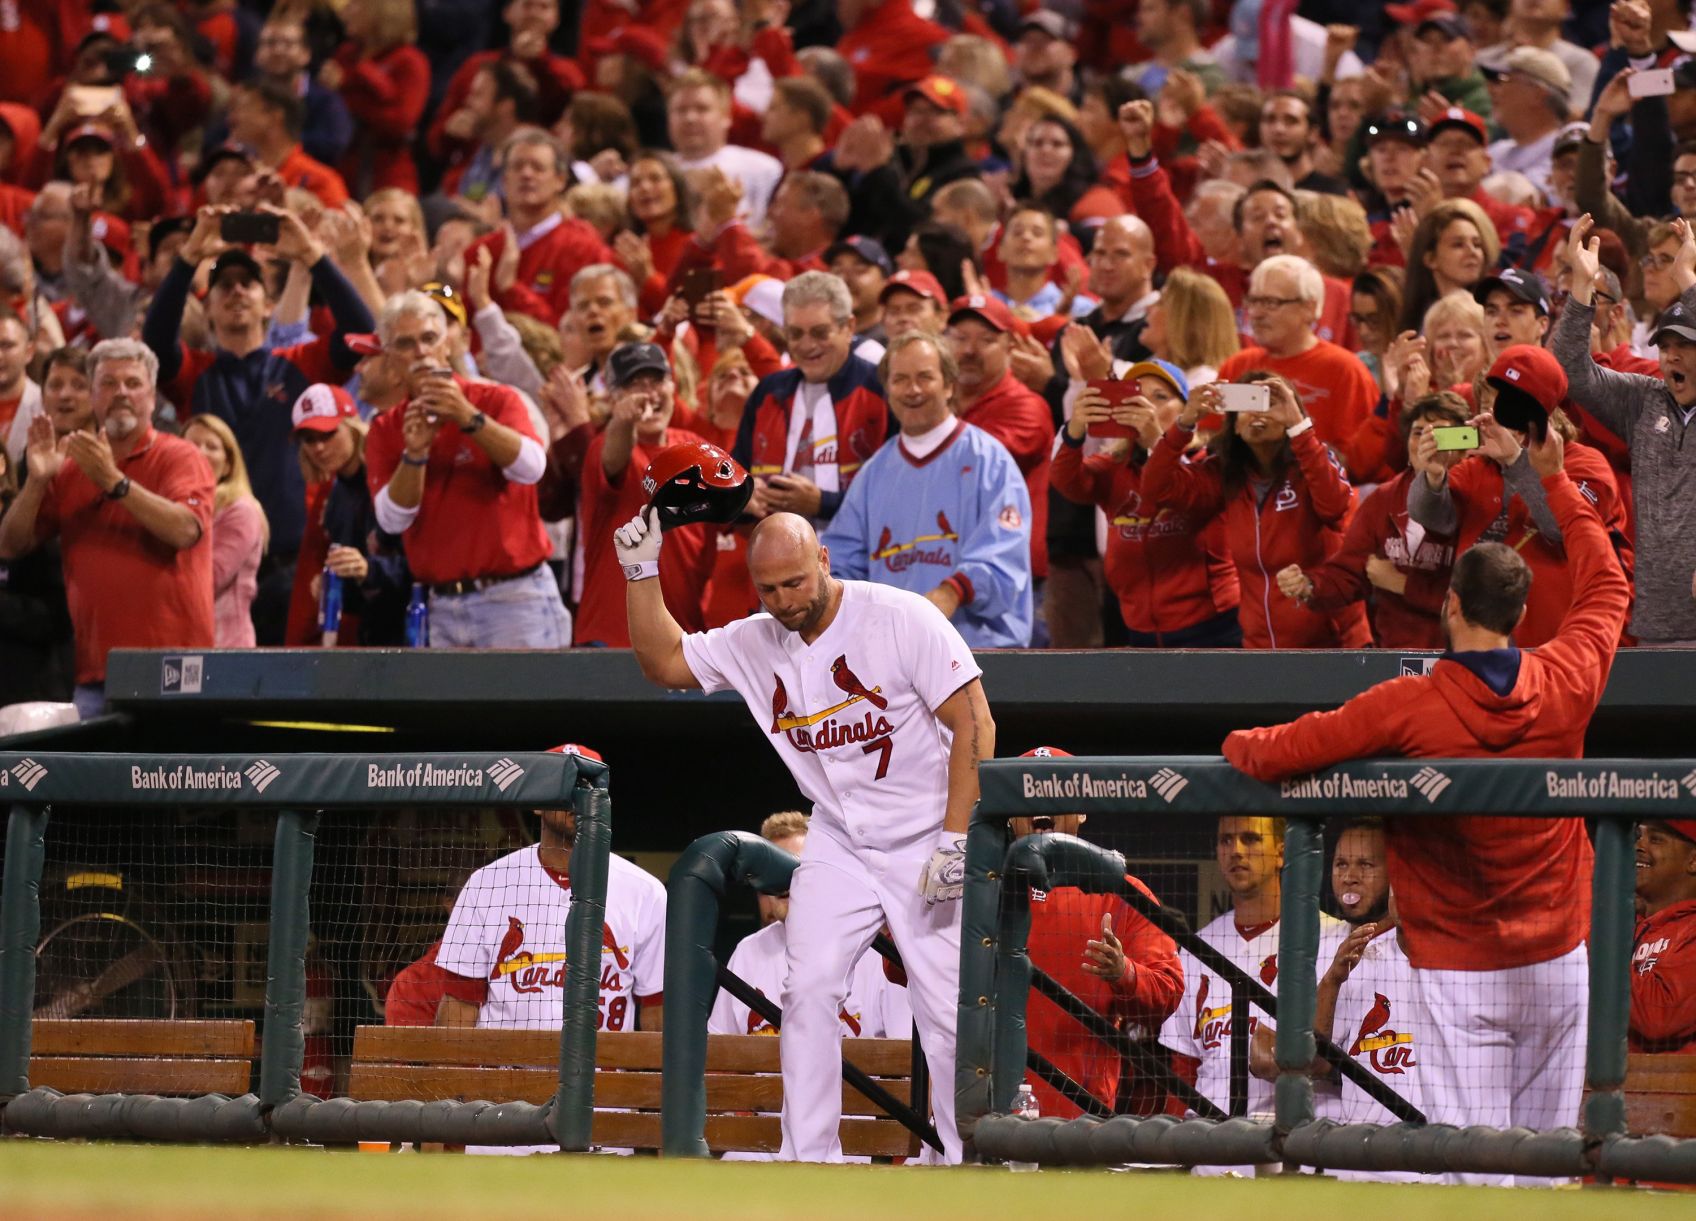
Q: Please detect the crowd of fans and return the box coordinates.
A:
[1,0,1694,715]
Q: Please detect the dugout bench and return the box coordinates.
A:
[27,1018,255,1097]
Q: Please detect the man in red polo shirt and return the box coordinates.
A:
[362,291,569,649]
[945,294,1054,586]
[0,337,212,719]
[575,342,715,646]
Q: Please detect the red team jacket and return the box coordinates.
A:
[1142,423,1370,649]
[1304,469,1454,649]
[1632,901,1696,1054]
[1024,879,1184,1119]
[731,360,890,509]
[959,372,1055,580]
[469,216,617,325]
[1224,471,1633,971]
[1402,442,1631,649]
[1051,438,1238,639]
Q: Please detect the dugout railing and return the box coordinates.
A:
[956,755,1696,1182]
[0,750,610,1148]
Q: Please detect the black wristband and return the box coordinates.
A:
[401,453,429,467]
[105,476,131,501]
[462,410,488,434]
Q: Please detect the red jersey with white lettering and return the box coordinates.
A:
[1630,900,1696,1054]
[707,919,912,1038]
[436,846,666,1030]
[1324,928,1427,1124]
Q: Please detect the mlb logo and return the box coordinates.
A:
[1505,368,1521,382]
[162,655,205,695]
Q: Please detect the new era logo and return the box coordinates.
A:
[1411,766,1451,804]
[1150,768,1188,803]
[489,758,525,792]
[244,760,281,793]
[1681,769,1696,798]
[11,758,47,791]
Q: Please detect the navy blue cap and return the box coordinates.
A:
[824,235,894,277]
[1475,267,1550,317]
[607,341,671,390]
[1653,301,1696,346]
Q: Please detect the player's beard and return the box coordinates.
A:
[784,577,834,636]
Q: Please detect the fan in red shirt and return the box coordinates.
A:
[1278,394,1469,649]
[324,1,431,196]
[575,342,716,646]
[1632,819,1696,1055]
[360,294,569,649]
[428,0,584,165]
[226,81,350,208]
[1143,370,1368,650]
[1013,747,1184,1119]
[945,295,1055,583]
[467,128,614,325]
[1223,425,1632,1141]
[1053,360,1242,648]
[835,0,952,124]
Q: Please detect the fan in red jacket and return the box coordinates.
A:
[1053,360,1242,647]
[465,128,614,325]
[1403,348,1632,649]
[1142,372,1368,650]
[1280,395,1469,649]
[836,0,952,123]
[427,0,584,163]
[1013,747,1185,1119]
[1223,429,1632,1140]
[325,16,431,196]
[1632,819,1696,1055]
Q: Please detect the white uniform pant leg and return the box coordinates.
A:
[779,852,885,1162]
[1507,944,1588,1187]
[1409,963,1513,1187]
[873,845,964,1165]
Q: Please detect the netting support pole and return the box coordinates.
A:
[0,803,49,1102]
[1273,817,1322,1138]
[553,782,609,1152]
[259,810,318,1120]
[954,811,1008,1157]
[1584,815,1635,1149]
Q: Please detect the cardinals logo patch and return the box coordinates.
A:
[872,512,959,570]
[768,659,895,755]
[1348,992,1417,1074]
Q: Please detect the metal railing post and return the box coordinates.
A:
[0,803,49,1101]
[1273,817,1322,1135]
[258,810,319,1116]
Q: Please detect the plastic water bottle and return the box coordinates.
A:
[405,583,429,647]
[1008,1083,1039,1172]
[318,568,342,646]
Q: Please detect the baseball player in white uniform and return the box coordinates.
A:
[619,508,994,1164]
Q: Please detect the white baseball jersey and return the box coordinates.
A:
[437,845,666,1030]
[1322,927,1426,1126]
[1161,911,1347,1118]
[707,919,914,1039]
[680,581,981,854]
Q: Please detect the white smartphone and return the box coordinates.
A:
[1629,68,1676,98]
[1216,383,1271,413]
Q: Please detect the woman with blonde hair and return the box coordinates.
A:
[182,414,268,648]
[1396,198,1499,333]
[364,188,431,292]
[1296,192,1373,280]
[1140,267,1240,386]
[938,35,1012,101]
[1422,292,1490,392]
[325,0,431,195]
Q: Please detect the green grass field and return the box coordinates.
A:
[2,1142,1692,1220]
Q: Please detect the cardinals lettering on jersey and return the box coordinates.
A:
[768,659,896,756]
[1191,975,1259,1051]
[1348,992,1418,1074]
[872,511,960,574]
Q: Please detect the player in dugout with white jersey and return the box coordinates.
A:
[617,499,993,1164]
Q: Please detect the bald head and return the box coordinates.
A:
[1088,214,1157,308]
[748,512,837,636]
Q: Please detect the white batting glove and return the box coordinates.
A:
[614,505,663,581]
[918,828,966,906]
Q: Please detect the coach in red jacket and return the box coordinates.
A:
[1632,819,1696,1055]
[1224,425,1632,1150]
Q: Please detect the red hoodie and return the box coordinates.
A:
[837,0,952,123]
[1142,422,1370,649]
[332,43,432,195]
[958,371,1054,580]
[1023,878,1184,1120]
[1401,442,1631,650]
[468,215,615,325]
[1224,471,1632,971]
[1303,469,1454,649]
[1631,899,1696,1054]
[1051,436,1239,639]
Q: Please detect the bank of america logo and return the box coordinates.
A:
[244,760,281,793]
[1411,767,1451,804]
[1681,769,1696,798]
[1151,768,1188,803]
[11,759,47,791]
[489,758,525,792]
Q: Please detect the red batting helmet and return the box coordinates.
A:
[642,440,753,531]
[548,743,604,762]
[1020,747,1074,758]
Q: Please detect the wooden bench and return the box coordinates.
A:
[348,1026,924,1158]
[1623,1053,1696,1139]
[27,1019,256,1097]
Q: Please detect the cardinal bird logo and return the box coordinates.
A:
[491,916,526,980]
[601,922,631,970]
[1347,991,1417,1073]
[1192,975,1210,1039]
[830,656,887,709]
[936,510,956,539]
[770,674,793,733]
[874,526,895,558]
[1260,953,1278,985]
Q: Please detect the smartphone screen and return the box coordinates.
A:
[1431,425,1480,452]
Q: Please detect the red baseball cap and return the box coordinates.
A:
[345,333,383,356]
[1384,0,1454,22]
[1486,344,1567,408]
[948,293,1028,337]
[1428,106,1488,146]
[63,121,116,148]
[291,383,358,433]
[548,743,605,762]
[880,269,948,308]
[1661,819,1696,844]
[904,74,968,117]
